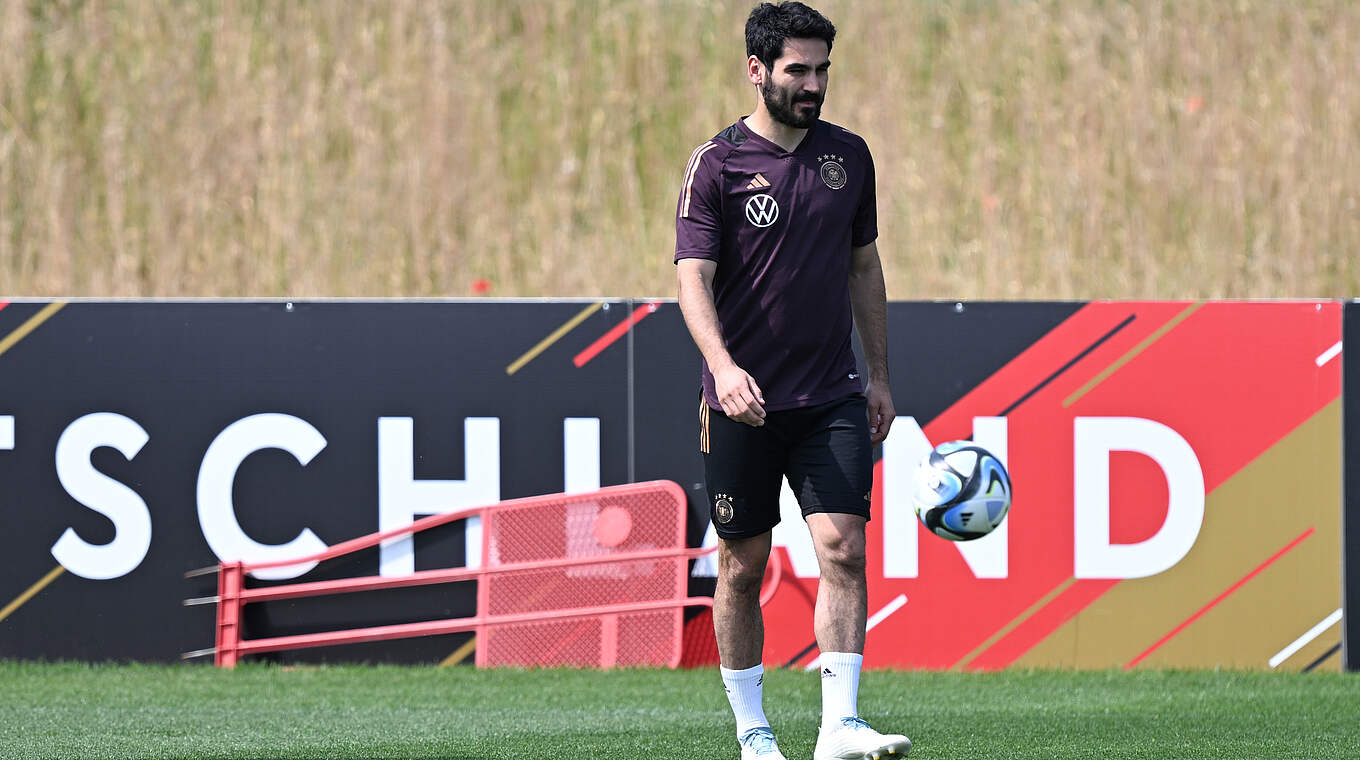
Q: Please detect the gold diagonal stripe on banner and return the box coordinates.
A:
[0,301,66,360]
[950,576,1077,671]
[0,566,66,624]
[1062,301,1203,408]
[506,302,602,376]
[440,636,477,667]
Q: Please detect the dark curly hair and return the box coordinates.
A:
[745,2,837,70]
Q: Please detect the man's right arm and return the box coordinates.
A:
[676,258,766,426]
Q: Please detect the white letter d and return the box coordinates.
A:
[1073,417,1204,579]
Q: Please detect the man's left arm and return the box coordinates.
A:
[849,241,895,445]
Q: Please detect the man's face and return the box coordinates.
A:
[759,38,830,129]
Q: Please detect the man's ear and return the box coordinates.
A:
[747,55,765,86]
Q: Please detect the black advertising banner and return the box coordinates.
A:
[0,300,637,663]
[1344,300,1358,672]
[0,299,1351,671]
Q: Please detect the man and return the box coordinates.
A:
[673,3,910,759]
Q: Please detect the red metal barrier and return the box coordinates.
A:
[187,481,782,668]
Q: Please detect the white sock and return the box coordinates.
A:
[720,663,770,737]
[818,652,863,728]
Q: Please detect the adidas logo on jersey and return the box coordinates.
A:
[745,173,771,190]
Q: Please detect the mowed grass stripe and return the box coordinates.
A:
[1,662,1357,759]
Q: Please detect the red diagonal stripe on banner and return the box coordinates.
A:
[896,302,1339,672]
[901,303,1192,671]
[573,302,659,368]
[922,303,1149,438]
[1124,527,1315,670]
[960,578,1120,671]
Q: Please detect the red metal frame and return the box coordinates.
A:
[199,481,782,668]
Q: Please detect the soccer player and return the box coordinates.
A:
[673,3,910,759]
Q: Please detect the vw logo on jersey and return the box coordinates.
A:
[744,193,779,228]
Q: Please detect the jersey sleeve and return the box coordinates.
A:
[674,142,724,263]
[851,142,878,248]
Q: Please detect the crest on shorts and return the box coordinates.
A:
[714,494,735,524]
[818,154,847,190]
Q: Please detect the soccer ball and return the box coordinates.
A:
[913,441,1011,541]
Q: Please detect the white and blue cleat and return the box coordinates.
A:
[739,726,788,760]
[812,717,911,759]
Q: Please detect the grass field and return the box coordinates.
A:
[1,662,1356,759]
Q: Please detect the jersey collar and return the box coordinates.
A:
[738,116,820,157]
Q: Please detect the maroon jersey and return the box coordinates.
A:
[674,117,878,411]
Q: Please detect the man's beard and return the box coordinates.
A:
[761,77,822,129]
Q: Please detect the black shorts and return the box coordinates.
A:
[699,393,873,540]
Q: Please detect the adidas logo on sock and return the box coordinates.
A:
[821,667,835,679]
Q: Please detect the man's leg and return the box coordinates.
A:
[715,532,787,757]
[715,531,773,669]
[703,399,787,757]
[715,532,777,745]
[807,512,868,724]
[806,512,868,656]
[790,397,874,661]
[806,512,910,757]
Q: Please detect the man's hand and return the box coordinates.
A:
[713,364,766,427]
[865,382,895,445]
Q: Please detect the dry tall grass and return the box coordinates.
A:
[1,1,1356,298]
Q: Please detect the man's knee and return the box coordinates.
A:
[718,539,770,596]
[815,529,866,576]
[719,566,765,598]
